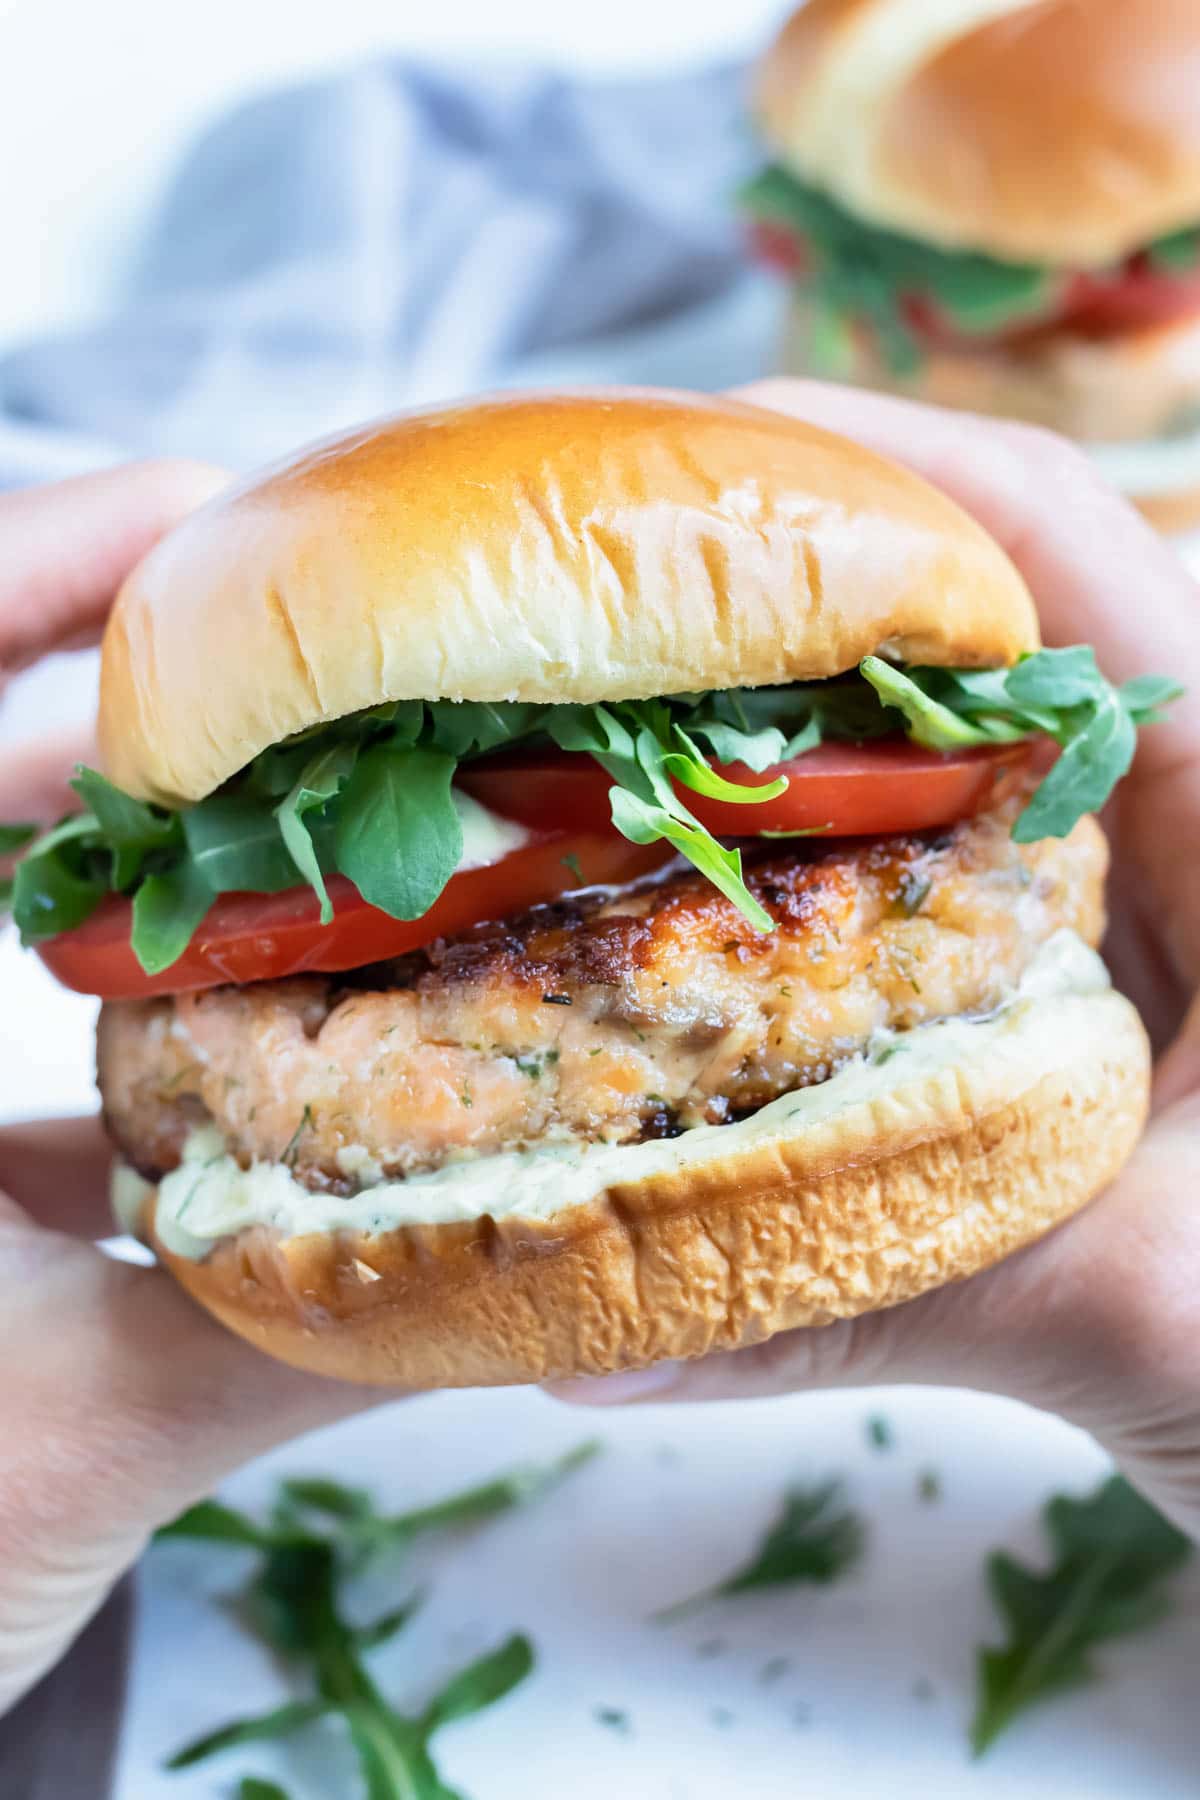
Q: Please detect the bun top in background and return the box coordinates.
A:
[98,388,1036,805]
[756,0,1200,265]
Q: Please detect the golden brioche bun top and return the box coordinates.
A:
[99,388,1037,805]
[756,0,1200,265]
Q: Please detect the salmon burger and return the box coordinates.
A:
[6,389,1175,1385]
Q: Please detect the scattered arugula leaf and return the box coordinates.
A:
[3,650,1179,962]
[239,1779,293,1800]
[594,1706,633,1735]
[156,1447,595,1797]
[168,1700,331,1770]
[656,1478,865,1621]
[971,1474,1193,1757]
[866,1414,893,1452]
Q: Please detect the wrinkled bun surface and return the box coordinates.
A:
[99,389,1037,805]
[757,0,1200,264]
[140,984,1148,1388]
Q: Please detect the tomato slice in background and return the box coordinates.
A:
[902,258,1200,354]
[459,740,1035,841]
[37,828,671,1001]
[1056,256,1200,337]
[746,219,809,277]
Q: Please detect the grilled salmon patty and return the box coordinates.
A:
[98,792,1106,1190]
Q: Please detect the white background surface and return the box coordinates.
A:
[0,2,1199,1797]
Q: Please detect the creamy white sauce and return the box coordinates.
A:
[124,931,1113,1261]
[451,790,530,871]
[1089,420,1200,499]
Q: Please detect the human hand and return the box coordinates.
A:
[561,381,1200,1540]
[0,465,378,1713]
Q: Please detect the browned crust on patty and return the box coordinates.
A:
[139,981,1150,1387]
[98,797,1106,1188]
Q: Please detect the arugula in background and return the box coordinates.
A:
[740,164,1059,371]
[2,650,1179,968]
[971,1474,1193,1756]
[656,1478,865,1621]
[740,163,1200,374]
[157,1443,597,1797]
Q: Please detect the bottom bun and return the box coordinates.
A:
[134,951,1150,1389]
[782,298,1200,535]
[782,298,1200,445]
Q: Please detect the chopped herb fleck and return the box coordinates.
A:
[895,872,932,917]
[917,1469,942,1505]
[866,1414,893,1452]
[593,1706,632,1735]
[281,1105,314,1169]
[542,993,572,1007]
[759,1655,792,1686]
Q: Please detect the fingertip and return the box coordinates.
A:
[546,1361,684,1405]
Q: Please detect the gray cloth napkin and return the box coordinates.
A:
[0,1579,133,1799]
[0,58,760,487]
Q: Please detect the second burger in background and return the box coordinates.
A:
[744,0,1200,529]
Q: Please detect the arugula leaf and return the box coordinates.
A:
[350,1594,426,1652]
[418,1635,535,1733]
[861,656,1008,751]
[68,768,178,849]
[664,725,788,804]
[1012,694,1136,843]
[369,1440,601,1547]
[0,822,36,854]
[239,1781,294,1800]
[741,164,1060,369]
[157,1447,596,1796]
[11,816,109,940]
[158,1476,555,1798]
[168,1699,331,1770]
[972,1474,1193,1756]
[156,1497,283,1550]
[130,860,215,975]
[335,746,462,919]
[276,742,356,923]
[1147,225,1200,273]
[2,647,1179,965]
[183,792,303,895]
[276,1476,375,1523]
[1119,673,1184,721]
[657,1478,865,1621]
[425,699,546,758]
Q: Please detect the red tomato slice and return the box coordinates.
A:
[458,740,1035,841]
[1057,256,1200,336]
[902,258,1200,354]
[36,828,671,1001]
[746,219,809,277]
